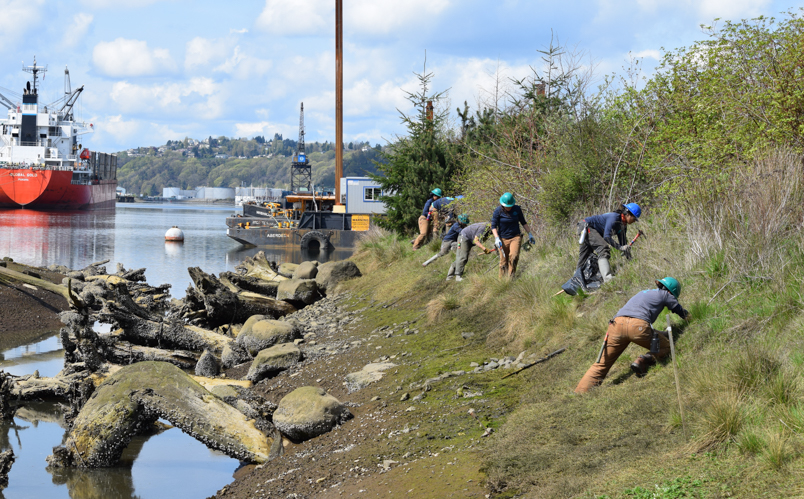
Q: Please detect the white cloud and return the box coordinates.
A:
[255,0,452,36]
[80,0,163,7]
[214,46,273,78]
[95,114,141,143]
[63,13,93,48]
[234,121,278,137]
[185,36,231,70]
[631,0,771,21]
[0,0,44,46]
[93,38,176,77]
[109,77,224,118]
[632,49,661,61]
[230,28,248,34]
[256,0,329,35]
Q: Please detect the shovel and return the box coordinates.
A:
[667,315,687,439]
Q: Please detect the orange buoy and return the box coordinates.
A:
[165,226,184,242]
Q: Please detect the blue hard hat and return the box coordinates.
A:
[624,202,641,219]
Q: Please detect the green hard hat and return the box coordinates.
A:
[657,277,681,298]
[457,213,469,224]
[431,188,443,197]
[499,192,515,207]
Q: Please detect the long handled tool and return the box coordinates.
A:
[596,326,611,363]
[501,347,566,379]
[667,315,687,439]
[483,246,503,275]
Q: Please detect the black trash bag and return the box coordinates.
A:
[561,255,603,296]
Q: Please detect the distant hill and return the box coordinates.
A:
[116,135,385,195]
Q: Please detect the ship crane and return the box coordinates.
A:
[290,102,311,192]
[0,90,15,110]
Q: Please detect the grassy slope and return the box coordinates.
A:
[341,219,804,498]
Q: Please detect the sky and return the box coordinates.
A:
[0,0,801,153]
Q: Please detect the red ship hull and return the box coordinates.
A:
[0,169,116,210]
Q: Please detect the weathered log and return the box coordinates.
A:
[236,252,288,282]
[187,267,295,327]
[47,362,273,468]
[0,266,83,309]
[10,370,93,401]
[220,271,279,297]
[104,342,198,369]
[97,300,231,354]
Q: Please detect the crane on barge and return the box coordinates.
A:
[290,103,311,193]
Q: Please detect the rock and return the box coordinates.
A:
[238,315,267,338]
[210,384,240,402]
[246,343,302,382]
[47,362,273,467]
[276,279,321,306]
[292,261,319,280]
[221,341,251,369]
[315,261,362,294]
[461,332,475,340]
[237,320,299,356]
[277,262,299,278]
[469,362,479,368]
[273,387,351,441]
[345,362,397,393]
[195,350,220,377]
[400,393,410,401]
[0,449,13,487]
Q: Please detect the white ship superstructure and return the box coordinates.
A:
[0,57,93,169]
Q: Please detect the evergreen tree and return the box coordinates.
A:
[370,67,460,233]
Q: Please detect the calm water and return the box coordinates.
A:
[0,203,354,499]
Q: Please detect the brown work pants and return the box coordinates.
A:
[574,316,670,393]
[430,211,441,236]
[499,235,522,278]
[412,216,431,250]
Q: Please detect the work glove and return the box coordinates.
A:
[619,244,630,252]
[483,248,493,255]
[528,233,536,245]
[495,237,502,249]
[623,247,632,260]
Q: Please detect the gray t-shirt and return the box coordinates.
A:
[460,223,488,244]
[615,288,687,324]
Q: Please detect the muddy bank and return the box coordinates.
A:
[0,259,68,351]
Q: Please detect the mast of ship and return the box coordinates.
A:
[291,103,311,192]
[20,57,47,145]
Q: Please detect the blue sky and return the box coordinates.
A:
[0,0,800,153]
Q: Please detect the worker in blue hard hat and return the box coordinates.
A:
[491,192,535,279]
[575,277,690,393]
[576,202,641,283]
[412,188,443,250]
[423,213,468,267]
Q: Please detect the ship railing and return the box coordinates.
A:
[19,141,45,147]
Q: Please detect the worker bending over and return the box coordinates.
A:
[491,193,535,279]
[423,214,468,267]
[412,188,442,250]
[575,277,690,394]
[577,203,640,283]
[446,222,493,281]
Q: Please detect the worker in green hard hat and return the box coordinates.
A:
[412,188,442,250]
[422,213,468,267]
[491,192,535,279]
[575,277,690,393]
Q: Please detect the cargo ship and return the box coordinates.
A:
[0,58,117,210]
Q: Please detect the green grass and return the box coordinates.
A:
[345,219,804,498]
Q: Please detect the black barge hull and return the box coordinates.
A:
[226,211,371,250]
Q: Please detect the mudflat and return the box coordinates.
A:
[0,262,68,351]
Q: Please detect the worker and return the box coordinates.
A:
[429,195,457,235]
[491,193,535,279]
[577,203,640,283]
[574,277,690,393]
[412,188,443,250]
[423,214,468,267]
[446,222,494,281]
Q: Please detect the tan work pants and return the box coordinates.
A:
[574,317,670,393]
[498,235,522,278]
[430,211,441,236]
[412,215,431,250]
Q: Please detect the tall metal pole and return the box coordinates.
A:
[335,0,344,206]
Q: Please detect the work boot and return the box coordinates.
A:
[630,354,656,378]
[445,275,454,281]
[455,275,463,282]
[598,257,614,283]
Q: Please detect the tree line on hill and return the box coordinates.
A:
[117,136,384,195]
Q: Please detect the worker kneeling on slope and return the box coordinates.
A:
[577,203,640,284]
[412,188,443,250]
[423,214,468,267]
[574,277,690,394]
[491,193,535,279]
[446,222,494,282]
